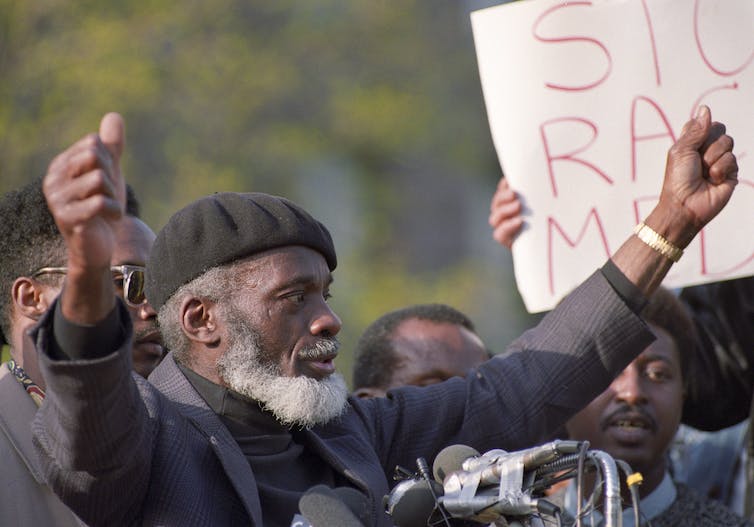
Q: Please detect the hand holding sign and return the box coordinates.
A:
[489,177,524,249]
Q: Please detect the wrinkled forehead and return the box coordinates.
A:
[231,245,334,289]
[392,319,487,368]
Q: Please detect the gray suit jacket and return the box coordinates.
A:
[0,365,84,526]
[31,270,653,526]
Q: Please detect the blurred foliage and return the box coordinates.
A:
[0,0,539,384]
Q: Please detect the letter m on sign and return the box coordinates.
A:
[547,208,611,295]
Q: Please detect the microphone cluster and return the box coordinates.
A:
[385,440,639,527]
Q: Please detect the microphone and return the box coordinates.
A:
[384,478,445,527]
[298,485,366,527]
[439,441,580,481]
[334,487,372,527]
[388,441,625,526]
[435,441,581,523]
[432,444,480,483]
[384,457,450,527]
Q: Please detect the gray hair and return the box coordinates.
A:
[157,259,249,365]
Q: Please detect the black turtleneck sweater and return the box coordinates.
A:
[178,364,344,527]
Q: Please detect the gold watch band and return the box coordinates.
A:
[633,222,684,263]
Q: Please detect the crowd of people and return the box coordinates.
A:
[0,104,749,527]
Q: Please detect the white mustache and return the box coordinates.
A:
[298,338,340,360]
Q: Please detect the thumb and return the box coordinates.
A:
[677,105,711,151]
[98,112,126,210]
[99,112,125,161]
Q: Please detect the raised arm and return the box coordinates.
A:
[610,105,737,296]
[43,112,126,328]
[489,108,744,431]
[489,106,737,298]
[34,114,151,525]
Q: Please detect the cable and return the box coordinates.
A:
[575,441,590,527]
[530,468,578,494]
[576,463,603,524]
[615,459,644,527]
[416,457,452,527]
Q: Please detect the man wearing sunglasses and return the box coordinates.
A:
[31,108,738,527]
[0,174,163,525]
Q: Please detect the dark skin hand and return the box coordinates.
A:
[611,106,737,296]
[43,113,126,325]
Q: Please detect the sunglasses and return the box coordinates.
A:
[32,265,147,308]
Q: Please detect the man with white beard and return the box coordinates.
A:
[161,259,350,430]
[32,108,738,527]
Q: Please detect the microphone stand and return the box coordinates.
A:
[589,451,622,527]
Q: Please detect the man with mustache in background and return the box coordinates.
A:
[555,288,753,526]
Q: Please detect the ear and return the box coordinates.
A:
[12,277,54,321]
[180,297,221,347]
[352,387,386,399]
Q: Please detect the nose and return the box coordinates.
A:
[310,301,342,338]
[611,366,648,406]
[133,300,157,320]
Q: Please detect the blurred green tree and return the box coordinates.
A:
[0,0,537,384]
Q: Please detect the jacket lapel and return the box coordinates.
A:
[304,414,389,524]
[0,366,45,482]
[149,354,263,524]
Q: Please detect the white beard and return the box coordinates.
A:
[216,311,349,429]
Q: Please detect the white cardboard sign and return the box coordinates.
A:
[471,0,754,312]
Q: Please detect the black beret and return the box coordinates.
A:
[145,192,336,311]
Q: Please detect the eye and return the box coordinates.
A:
[645,366,671,382]
[285,292,306,304]
[112,274,125,291]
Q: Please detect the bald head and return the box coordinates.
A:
[353,304,489,398]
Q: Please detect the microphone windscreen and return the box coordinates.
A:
[333,487,371,526]
[386,479,442,527]
[299,485,365,527]
[432,444,480,482]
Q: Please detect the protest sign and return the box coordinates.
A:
[472,0,753,312]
